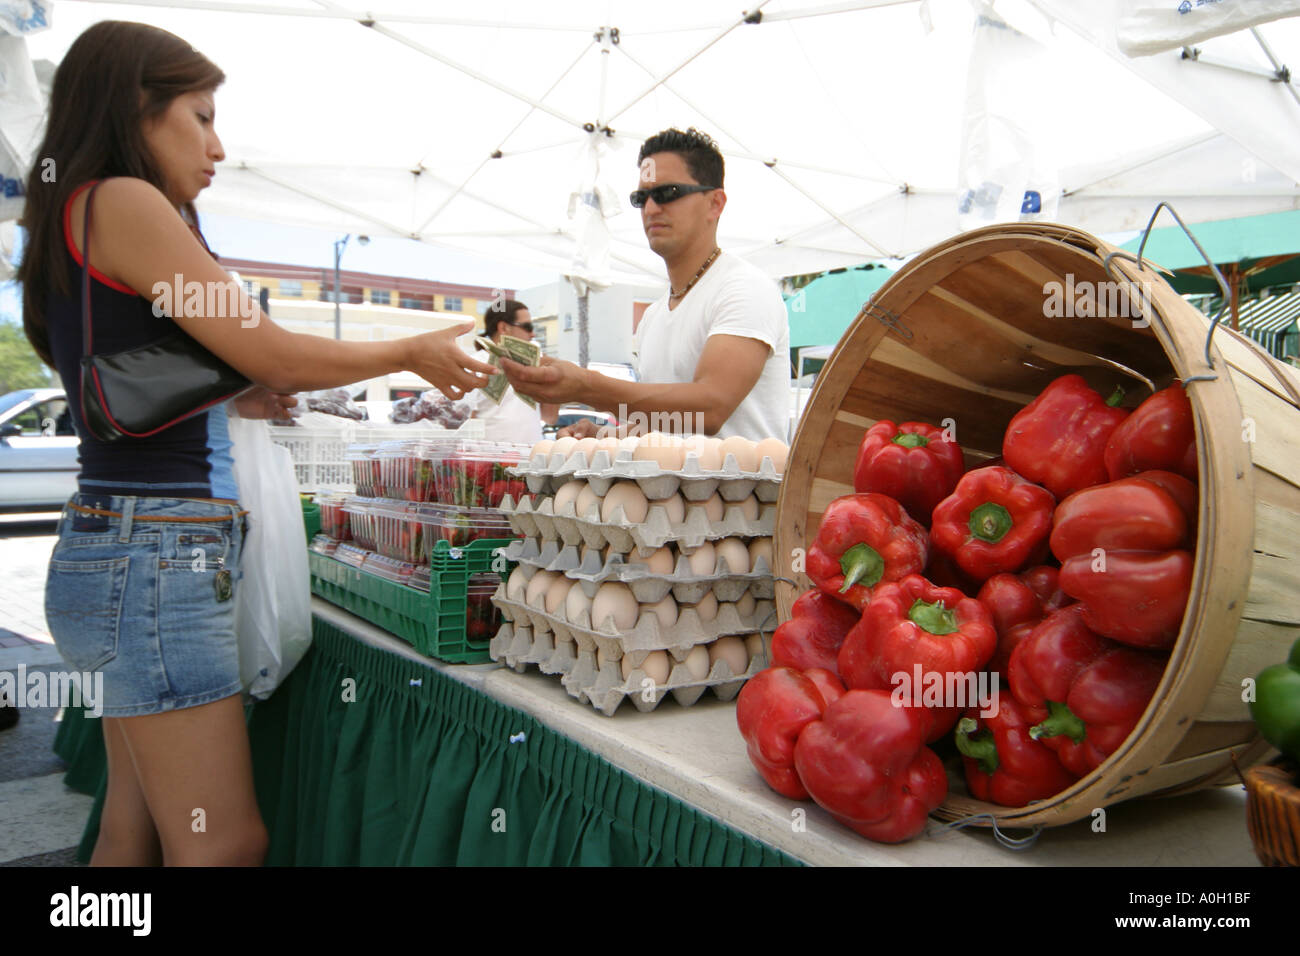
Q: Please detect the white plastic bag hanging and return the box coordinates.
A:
[1116,0,1300,57]
[956,4,1061,231]
[227,412,312,700]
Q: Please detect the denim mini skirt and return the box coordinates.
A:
[45,493,247,718]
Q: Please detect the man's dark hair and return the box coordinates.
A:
[638,127,724,189]
[479,298,530,348]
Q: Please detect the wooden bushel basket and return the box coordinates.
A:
[775,218,1300,829]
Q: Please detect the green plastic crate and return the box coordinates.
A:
[309,538,513,663]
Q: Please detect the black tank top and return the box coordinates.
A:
[44,180,239,500]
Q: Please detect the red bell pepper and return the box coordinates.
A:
[1002,374,1129,500]
[1104,382,1197,482]
[771,590,861,677]
[806,493,929,611]
[793,689,948,843]
[852,420,965,527]
[954,697,1080,807]
[804,668,846,711]
[837,574,996,741]
[1051,473,1194,649]
[735,667,834,800]
[1008,605,1168,777]
[977,566,1072,677]
[930,466,1056,582]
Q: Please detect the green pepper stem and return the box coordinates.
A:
[908,597,959,635]
[968,502,1013,544]
[1029,700,1087,744]
[1105,385,1125,408]
[892,432,929,449]
[955,717,999,776]
[839,542,885,593]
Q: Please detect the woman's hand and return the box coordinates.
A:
[232,388,298,420]
[406,322,498,400]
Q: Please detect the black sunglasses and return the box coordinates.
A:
[629,183,718,208]
[509,321,534,333]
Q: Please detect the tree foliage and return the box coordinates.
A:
[0,321,52,394]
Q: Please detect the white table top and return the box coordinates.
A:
[312,598,1260,867]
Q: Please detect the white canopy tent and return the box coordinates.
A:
[1,0,1298,283]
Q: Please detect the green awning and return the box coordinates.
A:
[1120,210,1300,297]
[785,264,894,349]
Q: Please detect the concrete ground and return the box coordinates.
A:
[0,512,92,867]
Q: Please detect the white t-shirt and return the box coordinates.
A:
[632,251,790,441]
[467,383,544,444]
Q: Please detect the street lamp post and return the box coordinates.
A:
[333,233,370,340]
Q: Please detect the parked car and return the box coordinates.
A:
[0,388,79,512]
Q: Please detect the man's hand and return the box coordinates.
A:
[557,418,600,439]
[501,356,588,405]
[233,387,299,420]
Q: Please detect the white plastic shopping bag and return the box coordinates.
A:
[227,412,312,700]
[1116,0,1300,57]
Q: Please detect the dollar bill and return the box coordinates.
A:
[474,337,539,407]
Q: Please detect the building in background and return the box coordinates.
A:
[221,258,515,407]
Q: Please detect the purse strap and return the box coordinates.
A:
[79,180,102,360]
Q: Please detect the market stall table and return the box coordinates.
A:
[54,598,1258,866]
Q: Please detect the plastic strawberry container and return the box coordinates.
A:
[362,552,419,586]
[466,572,503,644]
[378,440,447,503]
[431,440,531,509]
[346,444,385,498]
[343,497,381,551]
[316,492,353,541]
[372,500,427,563]
[419,504,517,553]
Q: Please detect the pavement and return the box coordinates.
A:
[0,512,92,867]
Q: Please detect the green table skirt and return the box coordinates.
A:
[54,615,798,866]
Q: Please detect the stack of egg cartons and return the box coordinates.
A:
[490,432,788,716]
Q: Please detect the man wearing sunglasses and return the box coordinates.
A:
[502,127,789,440]
[467,298,559,441]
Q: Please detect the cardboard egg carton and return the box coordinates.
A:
[498,493,774,556]
[490,588,777,661]
[510,448,783,503]
[496,535,777,604]
[566,643,768,717]
[489,619,577,677]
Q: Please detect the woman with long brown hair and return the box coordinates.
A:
[18,20,495,866]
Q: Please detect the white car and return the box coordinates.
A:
[0,388,79,512]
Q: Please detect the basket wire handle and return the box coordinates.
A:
[940,813,1043,851]
[1101,201,1231,386]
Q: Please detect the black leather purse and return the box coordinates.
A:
[77,180,252,442]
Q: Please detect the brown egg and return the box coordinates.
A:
[629,545,675,575]
[650,492,686,524]
[506,566,530,602]
[553,479,587,515]
[683,644,711,680]
[684,541,716,577]
[574,437,599,460]
[575,483,602,520]
[591,582,639,632]
[525,570,559,609]
[530,439,554,462]
[545,574,572,617]
[694,591,719,622]
[634,432,685,471]
[601,482,649,523]
[735,590,758,618]
[754,438,789,474]
[699,492,725,523]
[642,594,679,629]
[708,636,749,675]
[736,495,760,521]
[553,436,578,459]
[748,537,773,571]
[565,581,593,623]
[714,537,751,575]
[623,649,670,684]
[719,436,758,473]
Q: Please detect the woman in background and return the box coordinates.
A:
[18,21,495,866]
[468,298,558,442]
